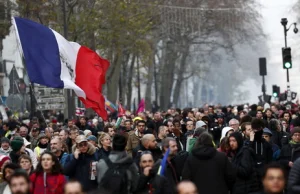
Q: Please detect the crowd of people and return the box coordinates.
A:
[0,102,300,194]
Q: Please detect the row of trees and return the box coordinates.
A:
[4,0,266,111]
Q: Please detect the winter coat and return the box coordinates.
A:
[244,139,273,176]
[231,146,260,194]
[97,147,111,159]
[288,157,300,194]
[58,152,69,167]
[126,130,142,156]
[270,129,289,148]
[278,142,300,172]
[182,145,236,194]
[135,173,172,194]
[30,172,66,194]
[64,142,100,192]
[96,150,139,193]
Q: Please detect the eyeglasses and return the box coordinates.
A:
[78,142,88,148]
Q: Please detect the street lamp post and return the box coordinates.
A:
[281,18,298,103]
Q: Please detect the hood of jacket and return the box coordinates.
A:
[109,150,133,164]
[220,127,233,141]
[191,145,216,160]
[71,142,96,155]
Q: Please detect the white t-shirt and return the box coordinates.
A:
[3,184,11,194]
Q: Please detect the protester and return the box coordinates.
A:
[177,181,198,194]
[268,119,289,148]
[183,132,236,194]
[252,163,286,194]
[18,155,33,175]
[98,132,111,158]
[0,137,11,155]
[229,119,240,132]
[279,127,300,173]
[50,137,69,167]
[87,135,99,149]
[8,170,30,194]
[9,136,26,164]
[0,163,21,193]
[34,133,49,160]
[135,151,172,194]
[29,127,40,150]
[262,128,280,160]
[30,151,66,194]
[64,135,100,192]
[127,120,146,156]
[64,181,84,194]
[229,132,260,194]
[134,134,162,165]
[97,134,139,193]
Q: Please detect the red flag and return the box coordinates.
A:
[136,99,145,115]
[75,46,109,120]
[118,103,126,117]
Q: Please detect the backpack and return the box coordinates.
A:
[100,157,133,194]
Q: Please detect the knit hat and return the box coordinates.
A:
[87,135,97,143]
[11,136,24,152]
[112,134,127,151]
[263,128,272,136]
[291,127,300,136]
[1,137,10,145]
[0,155,10,169]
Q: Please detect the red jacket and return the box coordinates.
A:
[30,172,66,194]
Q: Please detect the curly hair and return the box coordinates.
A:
[34,151,63,175]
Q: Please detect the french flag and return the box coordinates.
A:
[13,17,109,119]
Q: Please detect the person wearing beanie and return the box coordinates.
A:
[279,127,300,174]
[229,132,260,194]
[33,133,49,161]
[97,134,139,192]
[9,136,26,164]
[0,155,10,172]
[0,137,11,155]
[262,128,280,161]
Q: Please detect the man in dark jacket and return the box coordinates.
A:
[229,132,259,194]
[97,134,139,193]
[268,119,289,148]
[245,119,273,179]
[288,157,300,194]
[136,152,172,194]
[64,135,100,192]
[133,134,162,166]
[279,127,300,174]
[183,132,236,194]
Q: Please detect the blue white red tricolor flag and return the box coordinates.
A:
[13,17,109,120]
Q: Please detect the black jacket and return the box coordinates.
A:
[231,146,260,194]
[279,142,300,172]
[133,143,162,166]
[288,157,300,194]
[135,172,172,194]
[182,145,236,194]
[64,143,100,192]
[270,129,289,148]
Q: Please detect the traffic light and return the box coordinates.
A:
[272,85,280,97]
[282,47,292,69]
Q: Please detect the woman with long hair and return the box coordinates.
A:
[30,151,66,194]
[98,132,111,158]
[18,154,33,175]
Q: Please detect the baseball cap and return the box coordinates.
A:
[75,135,87,144]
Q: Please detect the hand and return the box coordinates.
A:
[74,149,80,159]
[250,131,255,141]
[289,161,293,168]
[143,167,152,176]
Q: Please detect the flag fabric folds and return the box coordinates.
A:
[157,148,170,176]
[13,17,109,119]
[136,99,145,115]
[105,98,117,112]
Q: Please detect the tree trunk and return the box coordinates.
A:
[172,41,190,107]
[126,54,136,110]
[159,41,177,110]
[145,52,155,111]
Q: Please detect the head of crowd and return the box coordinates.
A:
[0,102,300,194]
